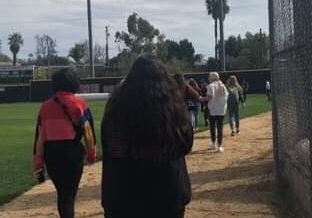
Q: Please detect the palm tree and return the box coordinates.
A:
[8,33,23,66]
[205,0,229,67]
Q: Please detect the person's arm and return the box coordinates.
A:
[82,108,97,164]
[187,84,211,102]
[33,114,45,177]
[246,82,250,91]
[177,122,194,155]
[205,84,213,101]
[187,84,200,100]
[238,88,244,103]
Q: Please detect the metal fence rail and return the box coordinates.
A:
[270,0,312,216]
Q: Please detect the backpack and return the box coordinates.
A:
[228,87,240,105]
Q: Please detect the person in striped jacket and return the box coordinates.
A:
[33,69,97,218]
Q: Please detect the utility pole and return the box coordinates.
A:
[219,0,226,72]
[87,0,95,78]
[46,36,50,70]
[259,28,264,66]
[105,26,110,67]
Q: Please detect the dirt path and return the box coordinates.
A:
[0,112,281,218]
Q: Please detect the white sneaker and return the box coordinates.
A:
[218,146,224,152]
[210,141,217,150]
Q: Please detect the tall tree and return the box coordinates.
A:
[218,31,270,70]
[35,34,57,66]
[94,43,106,63]
[225,35,242,58]
[115,12,160,54]
[205,0,230,67]
[207,57,217,70]
[82,40,106,64]
[178,39,195,66]
[68,43,86,63]
[155,34,168,62]
[0,53,12,63]
[165,40,180,61]
[8,33,23,66]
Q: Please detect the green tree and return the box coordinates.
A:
[113,13,202,75]
[205,0,230,65]
[0,53,12,63]
[68,43,86,63]
[178,39,195,66]
[8,33,23,66]
[115,12,160,54]
[207,57,217,70]
[155,34,168,62]
[81,40,106,64]
[225,35,242,58]
[165,40,180,61]
[242,31,269,68]
[35,34,57,66]
[51,56,70,66]
[94,43,106,63]
[220,31,270,70]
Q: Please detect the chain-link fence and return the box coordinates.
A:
[270,0,312,216]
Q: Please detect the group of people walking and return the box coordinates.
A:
[32,55,246,218]
[177,72,245,152]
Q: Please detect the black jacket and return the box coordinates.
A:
[101,121,193,214]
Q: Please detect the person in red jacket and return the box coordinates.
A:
[33,69,97,218]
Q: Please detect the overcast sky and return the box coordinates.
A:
[0,0,269,60]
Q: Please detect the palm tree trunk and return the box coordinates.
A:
[13,53,17,66]
[214,18,218,69]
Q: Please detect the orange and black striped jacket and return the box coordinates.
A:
[33,91,96,156]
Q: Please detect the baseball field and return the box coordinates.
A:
[0,94,272,216]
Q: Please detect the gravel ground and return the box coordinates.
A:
[0,112,281,218]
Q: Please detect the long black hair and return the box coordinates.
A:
[102,55,189,161]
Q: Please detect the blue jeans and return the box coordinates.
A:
[189,110,198,130]
[228,105,240,131]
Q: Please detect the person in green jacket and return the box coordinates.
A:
[226,75,244,136]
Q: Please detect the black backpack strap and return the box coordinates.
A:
[53,96,82,139]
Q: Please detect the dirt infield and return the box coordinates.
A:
[0,112,281,218]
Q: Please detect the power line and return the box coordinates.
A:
[0,18,86,25]
[230,4,267,9]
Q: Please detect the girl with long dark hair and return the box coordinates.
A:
[101,56,193,218]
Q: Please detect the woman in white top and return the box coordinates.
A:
[206,72,228,152]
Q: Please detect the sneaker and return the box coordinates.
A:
[231,131,235,136]
[210,141,217,150]
[236,129,240,134]
[218,146,224,152]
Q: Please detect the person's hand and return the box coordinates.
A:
[33,154,45,183]
[87,146,97,165]
[33,154,44,172]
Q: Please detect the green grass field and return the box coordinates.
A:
[0,94,271,205]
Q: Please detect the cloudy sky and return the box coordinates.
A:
[0,0,268,60]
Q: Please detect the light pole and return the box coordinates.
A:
[105,26,110,67]
[219,0,226,72]
[87,0,95,78]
